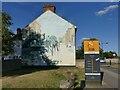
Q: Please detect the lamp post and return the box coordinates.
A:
[101,42,108,57]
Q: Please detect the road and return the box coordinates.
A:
[101,65,120,89]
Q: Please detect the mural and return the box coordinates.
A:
[22,10,76,66]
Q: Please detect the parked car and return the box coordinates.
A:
[99,57,106,63]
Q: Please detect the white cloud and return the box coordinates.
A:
[80,38,90,41]
[109,0,119,2]
[95,4,118,16]
[109,0,114,2]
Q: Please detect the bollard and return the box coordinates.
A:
[110,60,111,66]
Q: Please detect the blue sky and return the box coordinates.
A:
[2,2,118,54]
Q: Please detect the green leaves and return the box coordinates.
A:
[2,12,12,27]
[2,12,14,55]
[76,43,84,59]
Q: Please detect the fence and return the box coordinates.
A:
[106,58,119,64]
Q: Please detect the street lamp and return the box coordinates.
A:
[101,42,108,57]
[113,53,116,57]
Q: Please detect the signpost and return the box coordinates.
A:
[84,39,101,85]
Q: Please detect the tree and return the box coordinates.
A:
[2,12,14,55]
[13,28,22,40]
[0,13,2,31]
[76,42,84,59]
[103,51,117,58]
[76,38,117,59]
[0,13,2,56]
[99,48,103,57]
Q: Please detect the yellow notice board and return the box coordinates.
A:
[84,39,99,54]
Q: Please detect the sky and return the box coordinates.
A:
[2,2,118,54]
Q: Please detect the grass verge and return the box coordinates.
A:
[2,67,85,88]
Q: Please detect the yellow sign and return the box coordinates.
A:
[84,39,99,54]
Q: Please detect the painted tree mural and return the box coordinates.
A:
[22,32,54,66]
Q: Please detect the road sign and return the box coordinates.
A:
[84,39,101,81]
[85,54,100,80]
[84,40,99,54]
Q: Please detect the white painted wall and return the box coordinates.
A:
[23,10,76,66]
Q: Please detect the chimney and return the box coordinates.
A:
[43,4,56,13]
[17,28,21,35]
[16,28,22,40]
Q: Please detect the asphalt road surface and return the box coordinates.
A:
[101,66,120,89]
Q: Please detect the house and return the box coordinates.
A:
[22,4,77,66]
[3,28,22,60]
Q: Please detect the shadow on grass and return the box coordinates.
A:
[2,66,59,77]
[79,80,85,90]
[74,80,85,90]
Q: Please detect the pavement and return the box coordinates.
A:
[100,65,119,89]
[85,66,119,89]
[101,65,120,74]
[85,81,109,88]
[81,62,120,89]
